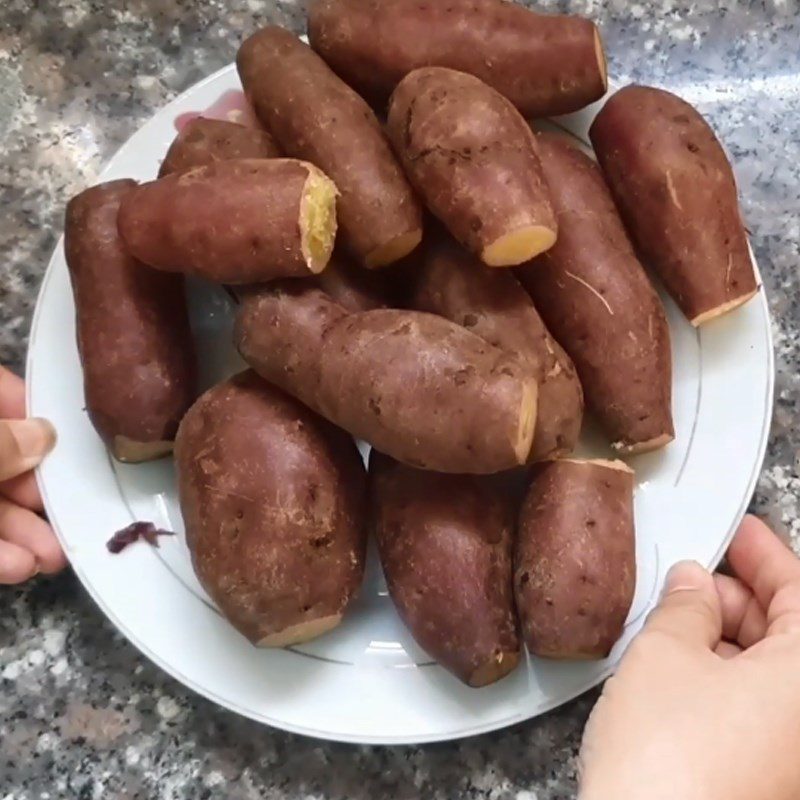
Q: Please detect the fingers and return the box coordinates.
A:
[0,369,65,584]
[0,540,37,584]
[714,573,768,648]
[0,418,57,482]
[714,641,743,659]
[0,498,66,574]
[0,366,26,419]
[0,368,50,506]
[727,515,800,637]
[0,472,44,512]
[644,561,722,650]
[727,515,800,604]
[765,583,800,638]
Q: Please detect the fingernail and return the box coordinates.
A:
[10,418,57,462]
[663,560,707,595]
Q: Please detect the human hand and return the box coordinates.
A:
[0,366,66,583]
[579,515,800,800]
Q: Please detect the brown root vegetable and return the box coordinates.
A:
[387,67,557,267]
[369,450,520,686]
[235,283,537,473]
[237,26,422,269]
[64,180,196,463]
[175,370,367,647]
[514,458,636,660]
[308,0,607,118]
[516,133,673,455]
[411,235,583,460]
[118,158,338,284]
[158,117,281,177]
[589,85,758,326]
[315,253,392,312]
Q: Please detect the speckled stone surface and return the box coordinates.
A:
[1,0,799,797]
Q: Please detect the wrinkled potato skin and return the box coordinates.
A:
[64,180,195,460]
[387,68,556,262]
[412,236,583,461]
[235,284,536,473]
[516,133,673,453]
[237,26,422,267]
[309,0,606,117]
[514,459,635,660]
[316,253,392,312]
[158,117,281,177]
[369,451,520,686]
[175,371,367,646]
[118,158,331,284]
[589,85,758,324]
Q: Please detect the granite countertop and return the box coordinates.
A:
[1,0,798,797]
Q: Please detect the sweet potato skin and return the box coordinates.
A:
[514,459,636,660]
[589,85,758,325]
[411,235,583,461]
[235,282,346,408]
[64,180,196,462]
[237,26,422,268]
[387,67,556,266]
[118,158,335,284]
[516,133,673,454]
[317,310,535,472]
[175,370,367,647]
[308,0,607,117]
[158,117,281,177]
[369,450,520,686]
[234,284,536,473]
[315,253,392,312]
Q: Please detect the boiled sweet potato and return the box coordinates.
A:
[309,0,607,117]
[235,283,536,473]
[64,180,195,463]
[237,26,422,268]
[118,158,338,284]
[514,458,636,660]
[176,370,366,647]
[411,235,583,460]
[589,85,758,325]
[158,117,281,177]
[517,133,673,454]
[387,67,556,266]
[369,450,520,686]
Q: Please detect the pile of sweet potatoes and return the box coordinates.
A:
[63,0,758,685]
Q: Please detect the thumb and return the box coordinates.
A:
[0,418,57,481]
[643,560,722,650]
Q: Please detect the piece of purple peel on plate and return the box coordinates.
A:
[106,521,175,553]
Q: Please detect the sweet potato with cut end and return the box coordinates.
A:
[64,180,196,463]
[387,67,557,267]
[237,26,422,269]
[369,450,520,686]
[516,133,673,455]
[176,370,367,647]
[235,283,536,473]
[158,117,281,177]
[118,158,338,284]
[589,85,758,325]
[514,458,636,660]
[411,235,583,461]
[308,0,607,118]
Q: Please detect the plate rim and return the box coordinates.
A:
[25,64,776,745]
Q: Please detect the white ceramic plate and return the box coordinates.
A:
[27,64,774,745]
